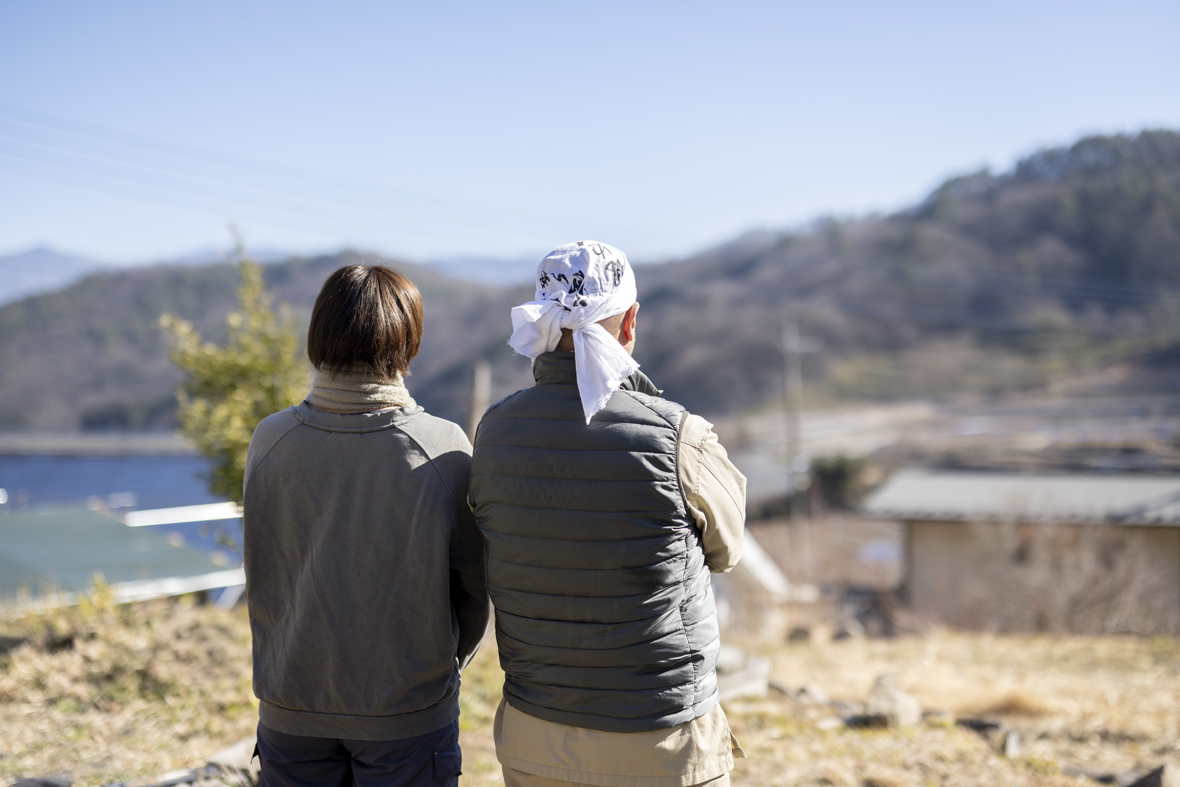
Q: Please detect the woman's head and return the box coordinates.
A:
[307,265,424,378]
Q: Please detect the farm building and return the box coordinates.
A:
[862,470,1180,634]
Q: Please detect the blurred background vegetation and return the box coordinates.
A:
[158,243,306,504]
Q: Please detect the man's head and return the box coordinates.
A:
[508,241,642,422]
[523,240,638,352]
[307,265,424,378]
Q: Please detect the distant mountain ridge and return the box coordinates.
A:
[0,252,531,430]
[1,128,1177,429]
[423,255,538,286]
[0,247,291,308]
[0,248,110,305]
[0,244,536,306]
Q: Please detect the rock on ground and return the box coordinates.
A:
[865,674,922,727]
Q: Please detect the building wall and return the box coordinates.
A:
[906,520,1180,634]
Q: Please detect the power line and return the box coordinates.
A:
[0,103,509,219]
[0,147,542,251]
[0,102,680,247]
[0,133,386,218]
[0,106,551,252]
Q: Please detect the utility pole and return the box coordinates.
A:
[781,318,820,502]
[781,317,820,587]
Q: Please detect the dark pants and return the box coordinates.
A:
[256,720,461,787]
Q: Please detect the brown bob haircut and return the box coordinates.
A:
[307,265,424,378]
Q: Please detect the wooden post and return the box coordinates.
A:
[466,359,491,443]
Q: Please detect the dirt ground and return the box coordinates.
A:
[2,594,1179,787]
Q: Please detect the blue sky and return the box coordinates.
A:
[1,1,1177,265]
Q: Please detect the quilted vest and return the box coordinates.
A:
[469,351,720,733]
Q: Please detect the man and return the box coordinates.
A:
[470,241,747,787]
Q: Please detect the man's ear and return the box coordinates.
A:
[621,303,639,344]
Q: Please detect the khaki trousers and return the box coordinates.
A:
[501,766,731,787]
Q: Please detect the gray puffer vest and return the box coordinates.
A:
[469,352,721,733]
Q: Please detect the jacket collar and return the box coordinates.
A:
[532,351,663,397]
[291,400,424,433]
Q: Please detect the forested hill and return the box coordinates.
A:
[0,255,532,430]
[1,129,1178,430]
[635,129,1180,413]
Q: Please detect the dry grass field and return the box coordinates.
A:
[724,633,1180,787]
[0,593,256,786]
[2,592,1179,787]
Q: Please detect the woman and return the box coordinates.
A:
[242,264,488,787]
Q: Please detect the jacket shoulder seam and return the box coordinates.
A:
[619,389,682,431]
[245,410,303,488]
[395,424,462,510]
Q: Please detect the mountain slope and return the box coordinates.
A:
[1,129,1178,429]
[633,129,1180,412]
[0,254,532,429]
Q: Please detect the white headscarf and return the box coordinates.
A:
[509,241,639,423]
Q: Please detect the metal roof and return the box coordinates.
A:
[862,469,1180,526]
[0,507,239,602]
